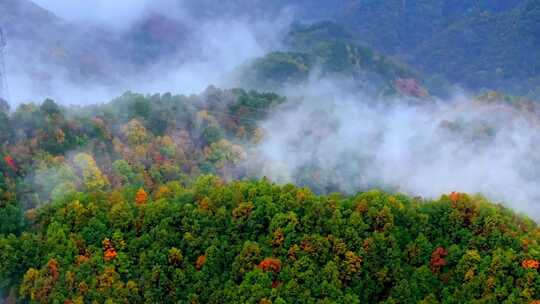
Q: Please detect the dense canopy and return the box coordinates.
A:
[2,176,540,303]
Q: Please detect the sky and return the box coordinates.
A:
[31,0,179,31]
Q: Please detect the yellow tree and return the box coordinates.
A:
[73,153,109,191]
[122,119,149,146]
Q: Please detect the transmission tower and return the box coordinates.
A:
[0,26,9,109]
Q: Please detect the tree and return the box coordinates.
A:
[135,188,148,205]
[40,99,61,116]
[430,247,448,273]
[122,119,149,146]
[73,153,109,191]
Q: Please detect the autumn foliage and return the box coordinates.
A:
[522,259,540,269]
[135,188,148,205]
[47,259,60,281]
[5,178,540,303]
[102,239,117,261]
[3,155,17,171]
[343,251,362,280]
[258,258,282,273]
[9,79,540,303]
[394,78,428,97]
[430,247,448,272]
[196,255,206,270]
[449,191,461,203]
[75,255,90,265]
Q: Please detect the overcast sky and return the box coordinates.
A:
[31,0,180,30]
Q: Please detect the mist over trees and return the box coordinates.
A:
[1,0,540,303]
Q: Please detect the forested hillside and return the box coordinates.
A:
[3,176,540,303]
[1,86,540,302]
[0,88,282,229]
[5,0,539,100]
[202,0,540,96]
[336,0,540,95]
[2,0,540,303]
[255,0,538,95]
[156,0,540,95]
[244,21,429,95]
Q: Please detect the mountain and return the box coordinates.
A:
[0,0,120,91]
[412,0,540,95]
[1,88,539,300]
[208,0,540,96]
[243,21,445,98]
[330,0,539,95]
[337,0,524,54]
[2,176,540,303]
[0,0,194,97]
[0,81,539,303]
[2,1,540,303]
[4,0,538,98]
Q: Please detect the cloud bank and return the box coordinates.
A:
[7,1,540,221]
[249,79,540,218]
[5,0,292,106]
[31,0,177,31]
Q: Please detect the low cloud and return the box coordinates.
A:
[5,0,292,106]
[31,0,176,31]
[249,78,540,218]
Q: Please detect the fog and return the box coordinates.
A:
[31,0,167,31]
[249,78,540,217]
[4,0,540,219]
[4,0,292,106]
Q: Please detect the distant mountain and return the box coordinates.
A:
[243,21,447,98]
[2,0,538,99]
[337,0,524,55]
[328,0,539,95]
[412,0,540,95]
[187,0,540,96]
[218,0,540,96]
[0,0,195,97]
[0,0,120,91]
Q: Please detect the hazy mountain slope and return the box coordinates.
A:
[413,0,540,94]
[0,0,64,41]
[3,0,538,100]
[188,0,538,95]
[0,0,123,91]
[243,21,444,97]
[333,0,539,95]
[232,0,536,95]
[338,0,523,54]
[0,0,207,103]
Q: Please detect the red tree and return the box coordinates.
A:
[430,247,448,273]
[103,239,117,261]
[196,255,206,270]
[449,192,460,203]
[258,258,282,273]
[522,259,540,269]
[4,155,17,171]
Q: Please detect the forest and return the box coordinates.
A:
[3,175,540,303]
[2,0,540,303]
[1,87,540,303]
